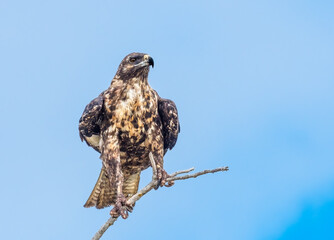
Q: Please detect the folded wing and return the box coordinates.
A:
[79,91,105,152]
[158,97,180,153]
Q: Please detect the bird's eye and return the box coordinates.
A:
[129,58,136,63]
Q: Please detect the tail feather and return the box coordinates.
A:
[84,167,140,209]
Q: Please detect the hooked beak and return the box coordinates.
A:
[144,55,154,68]
[148,56,154,68]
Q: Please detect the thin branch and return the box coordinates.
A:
[167,166,229,181]
[169,167,195,177]
[92,218,117,240]
[91,154,229,240]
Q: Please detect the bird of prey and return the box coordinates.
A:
[79,53,180,219]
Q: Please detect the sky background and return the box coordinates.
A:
[0,0,333,239]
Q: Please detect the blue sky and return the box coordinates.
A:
[1,0,333,239]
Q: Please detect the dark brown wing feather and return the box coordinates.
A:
[158,97,180,152]
[79,91,105,152]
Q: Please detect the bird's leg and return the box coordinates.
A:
[101,130,132,219]
[152,152,174,189]
[109,160,134,219]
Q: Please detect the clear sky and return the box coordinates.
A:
[1,0,333,239]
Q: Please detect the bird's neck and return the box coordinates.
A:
[111,74,150,90]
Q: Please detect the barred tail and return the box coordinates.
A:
[84,167,140,209]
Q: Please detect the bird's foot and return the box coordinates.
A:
[155,168,174,189]
[110,194,133,219]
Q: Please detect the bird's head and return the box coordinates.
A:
[115,52,154,80]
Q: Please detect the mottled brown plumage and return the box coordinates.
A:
[79,53,180,218]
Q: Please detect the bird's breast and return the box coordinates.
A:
[108,84,158,142]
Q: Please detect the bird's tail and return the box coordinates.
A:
[84,166,140,209]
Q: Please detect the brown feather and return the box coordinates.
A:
[84,167,141,209]
[79,53,180,211]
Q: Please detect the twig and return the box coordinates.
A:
[167,167,229,181]
[91,153,229,240]
[169,167,195,177]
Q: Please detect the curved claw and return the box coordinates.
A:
[155,168,173,189]
[109,195,133,219]
[111,207,128,219]
[164,180,174,187]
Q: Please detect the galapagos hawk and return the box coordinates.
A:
[79,53,180,219]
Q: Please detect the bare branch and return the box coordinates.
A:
[167,166,229,181]
[169,167,195,177]
[92,217,117,240]
[91,154,229,240]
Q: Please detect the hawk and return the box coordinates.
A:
[79,53,180,219]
